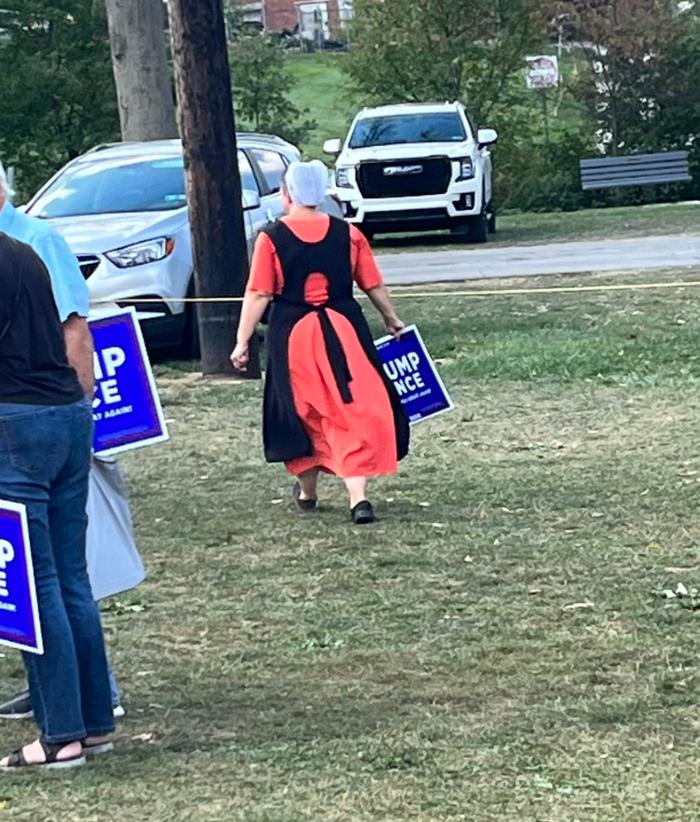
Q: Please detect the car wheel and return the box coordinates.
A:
[468,210,489,244]
[487,202,496,234]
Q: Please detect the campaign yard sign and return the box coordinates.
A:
[89,308,169,457]
[375,325,454,424]
[0,501,43,654]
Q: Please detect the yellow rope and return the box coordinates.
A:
[96,277,700,305]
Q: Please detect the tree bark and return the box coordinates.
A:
[168,0,258,377]
[105,0,178,140]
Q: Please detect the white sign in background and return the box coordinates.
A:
[526,55,560,89]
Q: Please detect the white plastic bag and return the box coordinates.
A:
[86,456,145,601]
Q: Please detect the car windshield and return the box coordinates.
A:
[30,157,189,218]
[29,151,261,218]
[349,113,467,149]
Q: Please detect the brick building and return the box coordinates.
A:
[236,0,352,37]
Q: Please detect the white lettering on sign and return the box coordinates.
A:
[104,405,134,419]
[0,538,15,598]
[383,351,425,396]
[94,347,126,380]
[93,346,127,409]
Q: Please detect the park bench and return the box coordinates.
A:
[579,151,691,190]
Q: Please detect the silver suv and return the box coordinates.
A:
[24,135,339,354]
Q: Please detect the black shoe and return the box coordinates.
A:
[0,691,32,720]
[351,501,376,525]
[292,482,317,513]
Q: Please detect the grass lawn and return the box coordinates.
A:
[372,201,700,253]
[3,267,700,818]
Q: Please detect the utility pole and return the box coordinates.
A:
[168,0,259,377]
[105,0,178,140]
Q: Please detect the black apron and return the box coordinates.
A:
[262,217,410,465]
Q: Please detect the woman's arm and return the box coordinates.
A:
[230,291,272,371]
[365,285,405,339]
[350,226,405,339]
[230,232,279,371]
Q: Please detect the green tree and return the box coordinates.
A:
[554,0,700,199]
[346,0,544,122]
[554,0,675,152]
[343,0,580,211]
[0,1,119,202]
[230,30,316,147]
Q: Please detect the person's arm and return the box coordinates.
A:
[366,285,405,339]
[350,226,406,339]
[230,233,279,371]
[230,292,273,372]
[63,314,95,396]
[33,231,95,392]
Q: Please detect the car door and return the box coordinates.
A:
[238,149,269,257]
[248,148,288,222]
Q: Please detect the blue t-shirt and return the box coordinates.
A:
[0,202,89,322]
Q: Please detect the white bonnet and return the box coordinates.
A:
[284,160,328,208]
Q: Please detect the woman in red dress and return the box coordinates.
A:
[231,161,409,524]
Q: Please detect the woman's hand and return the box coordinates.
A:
[230,342,250,372]
[384,315,406,340]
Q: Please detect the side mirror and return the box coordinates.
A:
[477,128,498,148]
[323,138,343,157]
[242,188,261,211]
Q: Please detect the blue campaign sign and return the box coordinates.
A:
[375,325,454,424]
[89,308,169,457]
[0,501,43,654]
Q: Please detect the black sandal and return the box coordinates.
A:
[292,482,317,513]
[351,501,376,525]
[1,739,86,771]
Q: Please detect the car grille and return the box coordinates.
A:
[357,157,452,199]
[76,254,100,280]
[364,208,449,224]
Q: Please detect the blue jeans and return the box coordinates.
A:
[0,401,114,743]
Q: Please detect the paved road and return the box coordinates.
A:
[378,233,700,286]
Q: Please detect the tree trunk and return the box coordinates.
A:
[105,0,178,140]
[168,0,259,377]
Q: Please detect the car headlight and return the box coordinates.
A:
[336,167,353,188]
[105,237,175,268]
[456,158,475,181]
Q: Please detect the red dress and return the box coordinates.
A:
[247,214,398,478]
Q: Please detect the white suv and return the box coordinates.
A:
[324,102,497,242]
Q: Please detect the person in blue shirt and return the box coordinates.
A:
[0,162,125,721]
[0,163,94,392]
